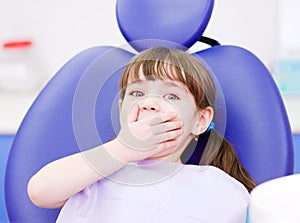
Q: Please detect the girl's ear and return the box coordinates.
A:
[192,106,214,135]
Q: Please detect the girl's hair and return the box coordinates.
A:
[119,47,256,192]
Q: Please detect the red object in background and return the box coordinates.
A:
[3,41,32,49]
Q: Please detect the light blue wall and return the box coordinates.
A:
[0,135,13,223]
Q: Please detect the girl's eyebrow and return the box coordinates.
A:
[164,81,183,88]
[126,80,145,87]
[163,81,188,93]
[129,79,143,84]
[127,80,188,92]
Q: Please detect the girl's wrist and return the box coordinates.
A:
[82,140,128,178]
[105,138,133,164]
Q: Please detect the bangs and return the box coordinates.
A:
[119,59,189,100]
[126,60,187,84]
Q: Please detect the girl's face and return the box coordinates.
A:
[119,72,213,162]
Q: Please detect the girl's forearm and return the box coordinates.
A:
[27,140,126,208]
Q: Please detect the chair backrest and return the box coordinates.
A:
[5,0,294,222]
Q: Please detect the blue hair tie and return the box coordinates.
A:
[206,121,215,132]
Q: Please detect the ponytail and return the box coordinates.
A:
[200,130,256,193]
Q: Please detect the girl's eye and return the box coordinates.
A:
[164,93,180,100]
[129,90,144,97]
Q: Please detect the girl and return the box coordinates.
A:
[28,47,255,222]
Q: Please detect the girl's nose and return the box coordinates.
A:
[138,97,161,112]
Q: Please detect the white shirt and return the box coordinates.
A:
[57,160,250,223]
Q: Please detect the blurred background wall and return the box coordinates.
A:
[0,0,299,134]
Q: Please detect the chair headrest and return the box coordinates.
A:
[116,0,214,51]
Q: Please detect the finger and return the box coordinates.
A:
[148,112,177,126]
[162,128,182,142]
[153,128,182,144]
[128,103,140,123]
[151,120,182,135]
[149,139,179,157]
